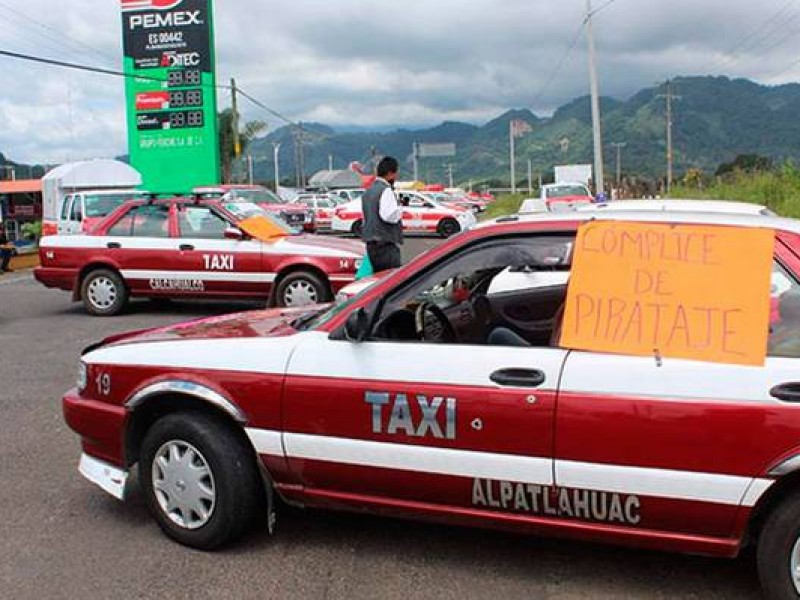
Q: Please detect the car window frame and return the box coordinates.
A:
[176,204,233,239]
[338,231,576,345]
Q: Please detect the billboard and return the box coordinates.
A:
[417,143,456,158]
[121,0,220,192]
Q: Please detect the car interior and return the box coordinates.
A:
[368,236,573,347]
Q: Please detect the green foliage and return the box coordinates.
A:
[671,162,800,218]
[20,220,42,241]
[715,154,773,176]
[218,109,267,183]
[482,194,526,220]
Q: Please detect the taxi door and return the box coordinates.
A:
[172,204,267,297]
[553,241,800,541]
[280,234,574,519]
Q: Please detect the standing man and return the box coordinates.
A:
[362,156,403,272]
[0,231,14,273]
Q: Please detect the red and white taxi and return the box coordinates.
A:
[293,193,338,232]
[331,192,477,238]
[34,197,363,315]
[63,208,800,599]
[195,185,314,231]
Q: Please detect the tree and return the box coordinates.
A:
[715,154,772,177]
[218,109,267,183]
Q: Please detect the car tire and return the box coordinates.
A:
[275,270,329,308]
[757,491,800,600]
[81,268,128,316]
[139,411,262,550]
[437,218,461,238]
[351,220,364,238]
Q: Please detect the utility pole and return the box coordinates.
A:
[586,0,605,197]
[328,154,334,171]
[247,155,254,185]
[509,121,517,194]
[230,78,241,158]
[611,142,627,185]
[272,142,281,192]
[447,163,454,188]
[412,143,420,181]
[657,81,681,195]
[527,159,533,195]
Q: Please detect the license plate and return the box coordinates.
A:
[286,213,305,223]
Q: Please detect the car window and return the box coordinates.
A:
[768,261,800,358]
[178,206,229,239]
[368,234,574,346]
[70,197,83,221]
[84,193,144,218]
[61,195,73,220]
[108,205,170,238]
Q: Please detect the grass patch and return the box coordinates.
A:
[671,164,800,218]
[482,194,526,220]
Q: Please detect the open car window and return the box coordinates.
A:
[368,234,574,347]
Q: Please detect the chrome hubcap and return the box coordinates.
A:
[152,441,216,530]
[87,276,117,310]
[791,536,800,594]
[284,280,318,307]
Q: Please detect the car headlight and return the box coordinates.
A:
[77,361,88,392]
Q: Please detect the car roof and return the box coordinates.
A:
[477,208,800,235]
[581,199,771,215]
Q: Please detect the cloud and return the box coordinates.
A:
[0,0,799,163]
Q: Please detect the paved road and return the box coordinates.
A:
[0,237,762,599]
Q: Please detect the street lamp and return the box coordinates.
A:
[272,143,281,193]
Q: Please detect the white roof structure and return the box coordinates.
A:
[582,199,773,216]
[308,170,362,189]
[42,159,141,190]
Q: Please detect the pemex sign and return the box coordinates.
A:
[121,0,220,192]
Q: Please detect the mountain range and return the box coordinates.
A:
[245,76,800,187]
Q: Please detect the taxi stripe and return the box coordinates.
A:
[120,269,276,283]
[244,428,773,508]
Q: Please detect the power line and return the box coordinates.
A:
[531,23,584,108]
[0,2,117,67]
[0,48,329,141]
[590,0,618,17]
[704,0,797,74]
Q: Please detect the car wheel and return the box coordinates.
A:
[139,411,262,550]
[351,220,364,238]
[275,271,329,308]
[81,268,128,316]
[758,492,800,600]
[437,218,461,238]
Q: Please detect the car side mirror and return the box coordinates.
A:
[224,226,244,240]
[344,307,370,342]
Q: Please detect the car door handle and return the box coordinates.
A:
[106,242,121,249]
[490,368,546,388]
[179,244,195,251]
[770,383,800,403]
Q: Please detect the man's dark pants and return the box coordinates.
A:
[0,249,11,271]
[366,241,402,273]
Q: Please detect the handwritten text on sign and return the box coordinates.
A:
[559,221,774,366]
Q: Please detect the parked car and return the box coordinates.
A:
[293,194,338,231]
[194,185,314,231]
[519,183,595,214]
[34,196,364,315]
[62,206,800,600]
[329,188,365,205]
[332,192,477,238]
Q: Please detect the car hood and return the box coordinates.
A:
[262,203,307,212]
[92,306,326,348]
[280,234,365,257]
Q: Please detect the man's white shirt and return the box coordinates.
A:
[376,178,402,224]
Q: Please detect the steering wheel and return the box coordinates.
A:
[415,302,456,343]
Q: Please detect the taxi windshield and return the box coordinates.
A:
[234,189,284,205]
[222,202,297,234]
[546,185,590,199]
[84,192,147,217]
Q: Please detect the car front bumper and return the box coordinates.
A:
[78,453,129,500]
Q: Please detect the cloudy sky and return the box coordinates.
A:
[1,0,799,164]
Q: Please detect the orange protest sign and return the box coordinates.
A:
[239,215,289,242]
[559,221,775,366]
